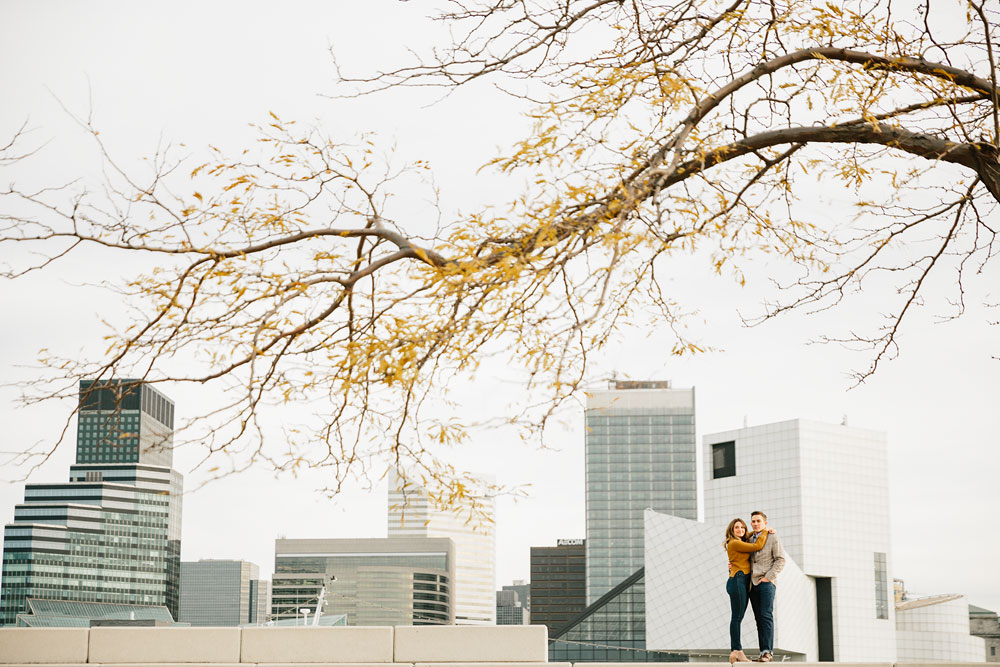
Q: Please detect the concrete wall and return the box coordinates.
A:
[0,625,988,666]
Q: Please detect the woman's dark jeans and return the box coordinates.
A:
[726,571,751,650]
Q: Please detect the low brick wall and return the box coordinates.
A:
[0,626,985,666]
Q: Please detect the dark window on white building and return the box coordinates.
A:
[712,441,736,479]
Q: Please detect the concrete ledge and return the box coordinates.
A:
[88,664,244,667]
[414,664,565,667]
[89,628,242,663]
[394,626,548,663]
[241,628,395,663]
[255,664,414,667]
[0,629,90,664]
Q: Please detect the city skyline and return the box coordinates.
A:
[0,1,997,621]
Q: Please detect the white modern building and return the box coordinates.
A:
[645,419,897,662]
[388,472,495,625]
[585,380,696,603]
[896,594,986,662]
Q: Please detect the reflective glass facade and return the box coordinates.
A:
[875,552,889,620]
[585,382,696,603]
[76,379,174,467]
[14,598,177,627]
[180,560,265,626]
[549,568,682,662]
[496,599,527,625]
[0,381,182,626]
[272,537,454,626]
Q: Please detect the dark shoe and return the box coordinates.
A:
[755,652,773,662]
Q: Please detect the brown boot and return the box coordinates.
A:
[729,650,751,663]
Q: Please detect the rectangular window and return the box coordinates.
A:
[874,552,889,619]
[712,441,736,479]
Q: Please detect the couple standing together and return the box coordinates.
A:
[724,510,785,663]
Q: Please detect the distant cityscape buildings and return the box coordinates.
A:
[529,539,585,634]
[501,579,530,612]
[271,537,454,626]
[388,472,496,625]
[0,380,183,626]
[0,374,992,663]
[495,588,528,625]
[179,560,269,626]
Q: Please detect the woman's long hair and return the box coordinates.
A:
[723,517,749,549]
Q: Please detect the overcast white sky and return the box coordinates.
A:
[1,1,997,617]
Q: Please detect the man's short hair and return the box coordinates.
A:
[751,510,767,520]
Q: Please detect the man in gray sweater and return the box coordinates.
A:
[749,510,785,662]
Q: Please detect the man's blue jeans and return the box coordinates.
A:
[725,571,750,650]
[749,580,776,654]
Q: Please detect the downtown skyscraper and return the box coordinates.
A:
[388,471,496,625]
[584,380,696,602]
[0,379,183,625]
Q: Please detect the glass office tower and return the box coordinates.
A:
[179,560,268,626]
[585,381,696,603]
[0,380,183,625]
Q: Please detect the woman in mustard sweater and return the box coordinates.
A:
[724,518,772,663]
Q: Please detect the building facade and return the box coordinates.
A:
[895,595,985,662]
[971,605,1000,662]
[585,381,696,603]
[703,419,895,662]
[530,539,585,634]
[1,380,182,626]
[388,472,495,625]
[496,589,529,625]
[502,579,531,612]
[645,419,897,661]
[550,567,680,662]
[75,379,175,466]
[179,560,268,626]
[271,537,454,626]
